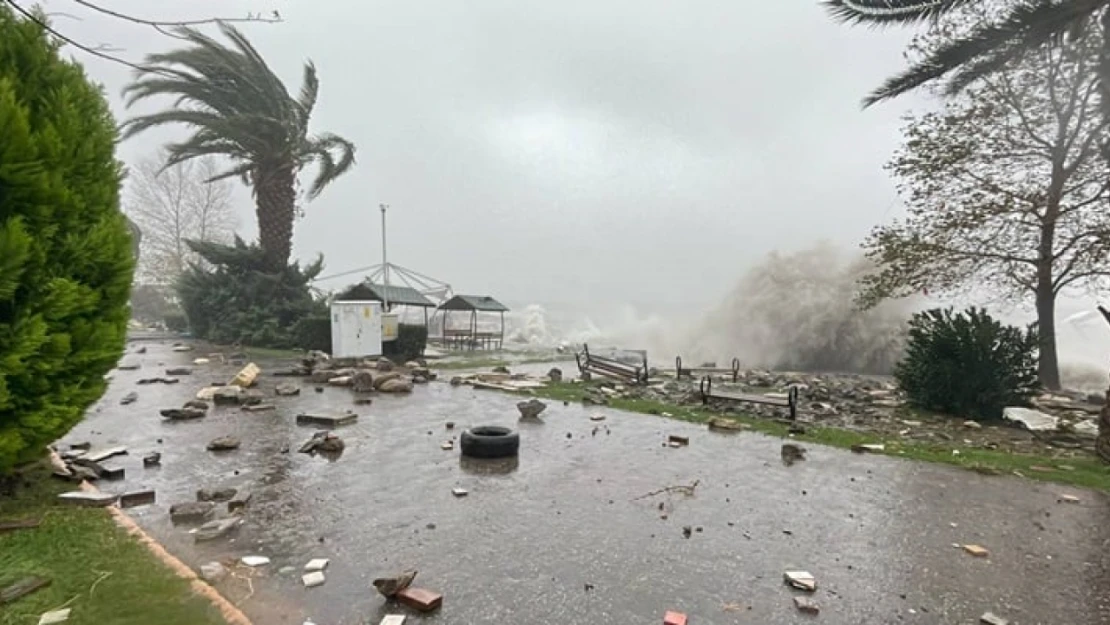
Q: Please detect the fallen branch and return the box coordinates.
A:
[0,518,41,533]
[631,480,700,501]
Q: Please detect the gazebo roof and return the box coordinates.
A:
[438,295,509,312]
[335,282,435,308]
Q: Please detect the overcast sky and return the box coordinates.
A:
[44,0,924,310]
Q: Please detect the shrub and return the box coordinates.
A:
[384,324,428,363]
[0,6,134,473]
[291,312,332,352]
[895,307,1039,420]
[163,312,188,333]
[177,237,326,349]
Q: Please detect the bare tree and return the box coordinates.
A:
[125,154,237,284]
[859,18,1110,390]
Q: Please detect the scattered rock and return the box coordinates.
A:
[207,436,241,451]
[445,422,455,430]
[302,571,326,588]
[240,555,271,567]
[184,399,209,410]
[851,443,885,454]
[413,375,429,384]
[441,441,454,450]
[197,487,238,502]
[100,466,125,481]
[980,612,1010,625]
[793,596,820,615]
[69,441,92,451]
[781,443,806,466]
[172,344,194,352]
[299,431,345,454]
[450,377,463,386]
[396,587,443,612]
[376,357,395,372]
[305,558,329,572]
[682,525,692,539]
[297,412,358,428]
[372,570,417,598]
[166,367,192,376]
[1002,406,1058,431]
[962,544,990,558]
[328,375,353,386]
[199,562,228,583]
[351,370,376,392]
[240,389,265,406]
[194,517,241,542]
[242,403,276,413]
[963,420,983,429]
[492,365,510,374]
[451,487,468,497]
[117,361,141,371]
[138,377,179,385]
[707,416,743,431]
[37,608,71,624]
[161,408,206,420]
[667,435,689,447]
[119,490,156,508]
[143,452,161,467]
[517,399,547,420]
[229,363,260,388]
[275,383,301,396]
[169,501,215,523]
[548,368,563,382]
[86,446,127,462]
[228,490,252,512]
[784,570,817,591]
[68,465,99,482]
[57,491,117,507]
[1058,494,1081,504]
[120,391,139,405]
[663,611,687,625]
[379,378,414,393]
[212,386,242,405]
[589,414,606,422]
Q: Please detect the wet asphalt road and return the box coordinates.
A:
[63,340,1110,625]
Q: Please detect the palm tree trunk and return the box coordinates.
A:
[255,164,296,271]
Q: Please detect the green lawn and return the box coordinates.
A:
[0,465,226,625]
[527,382,1110,492]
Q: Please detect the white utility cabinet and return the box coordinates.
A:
[330,300,383,358]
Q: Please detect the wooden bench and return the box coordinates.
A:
[675,356,740,382]
[575,344,648,385]
[699,376,799,420]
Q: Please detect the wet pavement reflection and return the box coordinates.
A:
[64,341,1110,624]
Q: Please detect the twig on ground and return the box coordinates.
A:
[631,479,700,501]
[89,571,112,596]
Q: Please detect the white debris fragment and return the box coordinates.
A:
[38,609,71,625]
[380,616,407,625]
[452,487,469,497]
[305,558,330,572]
[302,571,326,588]
[240,555,271,567]
[1002,407,1058,431]
[783,570,817,591]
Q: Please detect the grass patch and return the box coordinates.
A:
[527,382,1110,492]
[0,464,226,625]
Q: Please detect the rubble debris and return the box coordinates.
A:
[138,377,179,385]
[70,441,92,451]
[781,443,806,466]
[229,362,260,388]
[379,616,406,625]
[376,357,395,372]
[297,412,358,427]
[240,389,265,405]
[57,492,117,507]
[963,420,983,429]
[143,452,161,467]
[172,344,194,352]
[119,490,155,508]
[193,357,210,365]
[1002,407,1058,431]
[194,517,241,542]
[663,611,688,625]
[379,377,414,393]
[1,576,50,605]
[851,443,885,454]
[590,414,606,421]
[354,398,374,405]
[632,480,700,501]
[211,386,242,405]
[784,571,817,591]
[351,370,376,392]
[170,502,215,523]
[37,608,70,624]
[200,562,228,583]
[373,570,417,597]
[302,571,326,588]
[305,559,329,572]
[441,441,454,450]
[517,399,547,420]
[707,416,744,431]
[446,422,455,430]
[793,596,820,615]
[396,587,443,612]
[452,487,469,497]
[166,367,192,376]
[161,407,206,420]
[328,375,353,386]
[1058,494,1080,504]
[117,361,141,371]
[548,368,563,382]
[668,435,689,447]
[240,555,271,567]
[207,436,241,451]
[86,446,127,462]
[492,365,510,374]
[102,466,125,481]
[120,391,139,405]
[184,399,209,410]
[962,544,990,558]
[197,487,238,502]
[275,383,301,396]
[0,518,41,533]
[228,490,252,512]
[980,612,1010,625]
[299,431,345,454]
[242,403,276,412]
[682,526,692,538]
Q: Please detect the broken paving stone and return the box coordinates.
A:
[396,587,442,612]
[441,441,454,450]
[240,389,265,405]
[663,611,688,625]
[517,399,547,420]
[161,408,206,420]
[138,377,180,385]
[100,466,124,481]
[373,571,417,598]
[120,391,139,405]
[37,608,71,624]
[242,403,276,412]
[228,490,252,512]
[328,375,353,386]
[963,420,983,429]
[784,571,817,591]
[275,383,301,396]
[668,435,689,447]
[354,397,374,406]
[851,443,885,454]
[299,431,345,454]
[452,487,469,497]
[117,361,141,371]
[980,612,1010,625]
[240,555,271,567]
[229,362,260,387]
[793,596,820,615]
[963,544,990,558]
[445,422,455,429]
[211,386,242,405]
[86,446,127,462]
[119,490,155,508]
[57,491,117,507]
[302,571,326,588]
[590,414,606,421]
[379,616,406,625]
[707,416,744,431]
[297,412,358,428]
[143,452,161,467]
[194,517,241,542]
[1058,494,1081,504]
[184,399,209,411]
[379,377,414,393]
[207,436,241,451]
[170,501,215,523]
[305,558,329,572]
[197,487,238,502]
[165,367,192,376]
[199,562,227,583]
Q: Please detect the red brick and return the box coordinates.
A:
[396,587,442,612]
[663,610,687,625]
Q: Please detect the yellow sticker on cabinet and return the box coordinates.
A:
[363,307,371,318]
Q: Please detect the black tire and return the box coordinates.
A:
[460,426,520,459]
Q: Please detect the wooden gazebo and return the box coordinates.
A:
[437,295,509,350]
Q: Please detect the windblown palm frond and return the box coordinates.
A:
[825,0,982,26]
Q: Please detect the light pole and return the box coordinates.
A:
[379,203,389,310]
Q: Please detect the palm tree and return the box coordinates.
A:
[120,23,355,271]
[826,1,1110,110]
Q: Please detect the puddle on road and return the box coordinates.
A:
[64,341,1110,625]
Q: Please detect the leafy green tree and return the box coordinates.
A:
[0,5,134,473]
[120,23,355,271]
[859,20,1110,390]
